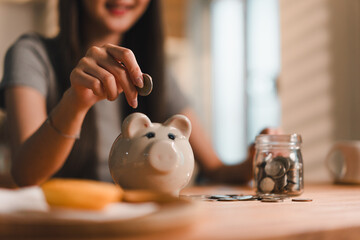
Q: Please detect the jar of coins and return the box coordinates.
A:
[253,134,304,197]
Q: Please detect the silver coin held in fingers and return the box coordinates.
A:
[136,73,153,96]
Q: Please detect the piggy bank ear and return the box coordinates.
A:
[164,114,192,139]
[122,113,152,138]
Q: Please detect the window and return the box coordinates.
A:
[188,0,281,165]
[211,0,247,164]
[246,0,281,144]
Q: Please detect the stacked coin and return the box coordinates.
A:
[255,155,302,195]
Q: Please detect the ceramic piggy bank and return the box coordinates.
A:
[108,112,195,196]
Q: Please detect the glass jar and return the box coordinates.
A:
[253,134,304,197]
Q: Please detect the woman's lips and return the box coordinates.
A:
[106,4,131,16]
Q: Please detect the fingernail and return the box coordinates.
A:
[135,77,144,88]
[131,99,138,108]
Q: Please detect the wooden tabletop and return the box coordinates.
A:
[119,183,360,240]
[2,183,360,240]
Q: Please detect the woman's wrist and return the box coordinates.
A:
[46,115,80,139]
[64,87,94,113]
[47,88,90,139]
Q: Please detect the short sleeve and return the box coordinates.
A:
[164,70,190,117]
[0,33,50,108]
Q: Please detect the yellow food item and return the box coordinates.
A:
[41,178,123,210]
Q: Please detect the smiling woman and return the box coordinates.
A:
[0,0,254,188]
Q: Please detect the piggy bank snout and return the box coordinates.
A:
[148,140,179,173]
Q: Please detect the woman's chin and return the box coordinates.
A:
[104,19,134,35]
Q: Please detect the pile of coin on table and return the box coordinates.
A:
[181,194,312,203]
[255,154,302,195]
[206,194,311,202]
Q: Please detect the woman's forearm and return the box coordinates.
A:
[181,108,223,172]
[11,88,89,187]
[181,108,253,185]
[207,157,253,184]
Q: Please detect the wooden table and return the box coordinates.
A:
[119,183,360,240]
[2,183,360,240]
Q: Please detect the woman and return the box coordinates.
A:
[0,0,253,187]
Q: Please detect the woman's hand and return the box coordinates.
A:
[209,127,285,184]
[69,44,144,110]
[259,128,284,135]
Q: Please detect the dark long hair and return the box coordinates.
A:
[54,0,165,180]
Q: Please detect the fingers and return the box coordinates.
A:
[115,67,138,108]
[71,68,106,98]
[72,45,142,109]
[94,49,138,108]
[104,43,144,88]
[259,128,284,135]
[72,47,141,108]
[79,57,118,101]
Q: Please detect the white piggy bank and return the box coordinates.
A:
[108,112,195,196]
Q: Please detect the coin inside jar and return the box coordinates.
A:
[259,177,275,193]
[273,156,291,171]
[264,160,286,178]
[136,73,153,96]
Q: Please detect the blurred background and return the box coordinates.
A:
[0,0,359,183]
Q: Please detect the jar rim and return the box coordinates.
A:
[255,134,302,144]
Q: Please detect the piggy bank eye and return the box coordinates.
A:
[168,133,176,140]
[145,132,155,139]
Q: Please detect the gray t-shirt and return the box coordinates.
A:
[0,33,189,181]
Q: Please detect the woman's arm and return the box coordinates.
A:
[7,87,89,187]
[181,108,253,184]
[7,44,144,187]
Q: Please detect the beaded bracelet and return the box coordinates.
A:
[46,115,80,139]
